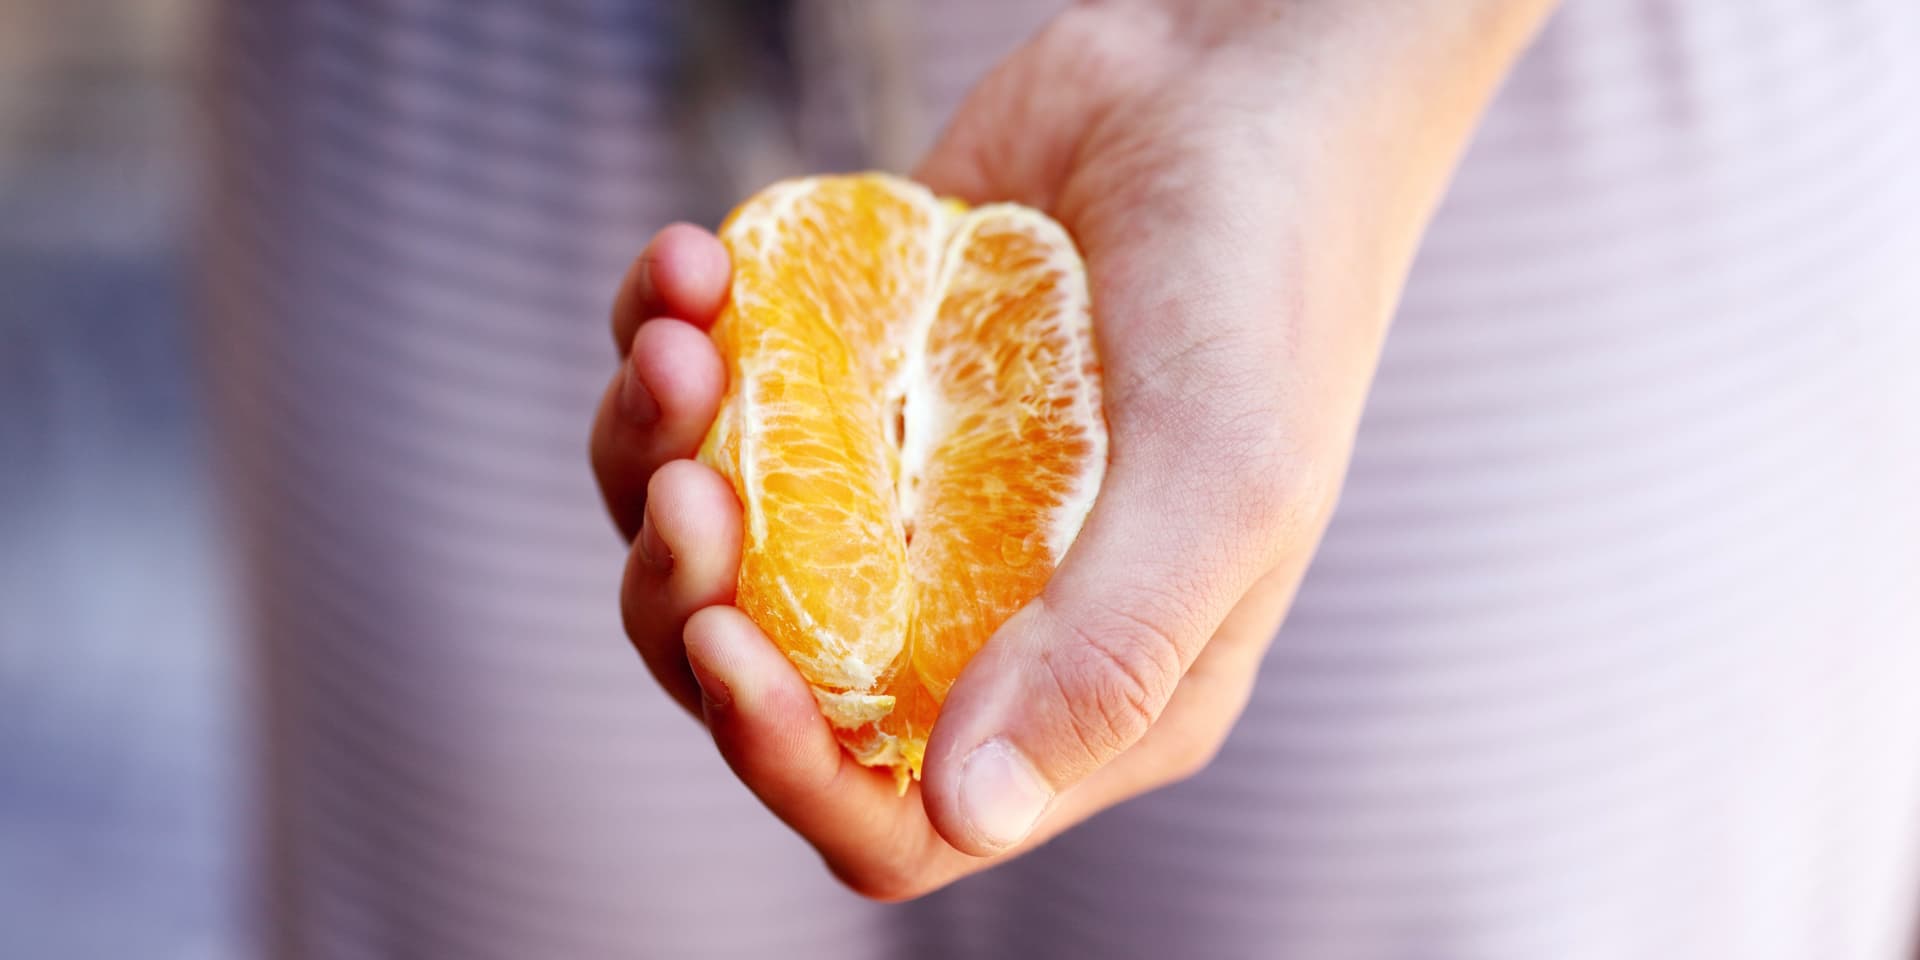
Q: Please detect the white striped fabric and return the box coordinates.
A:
[201,1,1920,958]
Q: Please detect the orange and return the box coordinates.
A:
[699,173,1106,788]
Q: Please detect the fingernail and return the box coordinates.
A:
[686,647,731,710]
[956,738,1051,850]
[620,360,659,425]
[638,510,672,574]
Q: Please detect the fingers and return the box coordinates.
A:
[590,318,726,541]
[594,222,730,541]
[620,460,743,718]
[599,225,735,714]
[684,606,981,900]
[919,400,1332,856]
[674,569,1294,899]
[612,223,731,354]
[676,574,1290,900]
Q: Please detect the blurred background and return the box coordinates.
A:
[0,3,950,955]
[0,1,245,957]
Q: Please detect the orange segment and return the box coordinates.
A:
[699,173,1105,787]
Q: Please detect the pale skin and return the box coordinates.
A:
[590,0,1558,900]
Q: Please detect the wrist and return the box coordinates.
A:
[1088,0,1557,287]
[1068,0,1556,154]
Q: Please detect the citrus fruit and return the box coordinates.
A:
[698,172,1106,788]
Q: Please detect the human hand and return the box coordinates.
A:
[591,0,1554,899]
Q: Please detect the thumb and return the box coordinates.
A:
[919,392,1327,856]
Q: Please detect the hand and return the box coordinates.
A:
[591,0,1554,899]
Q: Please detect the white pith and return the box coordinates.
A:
[889,197,965,551]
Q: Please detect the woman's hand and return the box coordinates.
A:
[591,0,1554,899]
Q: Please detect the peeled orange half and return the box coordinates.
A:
[698,173,1106,787]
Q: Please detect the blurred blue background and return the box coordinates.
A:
[0,1,246,957]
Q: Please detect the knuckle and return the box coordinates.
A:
[1232,434,1331,532]
[1114,356,1339,562]
[1206,412,1337,565]
[1045,608,1183,762]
